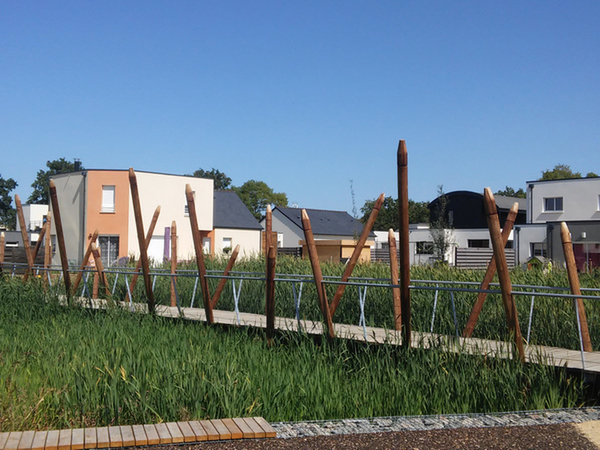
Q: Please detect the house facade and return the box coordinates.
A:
[50,170,260,267]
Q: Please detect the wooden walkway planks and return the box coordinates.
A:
[0,418,276,449]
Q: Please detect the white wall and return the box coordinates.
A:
[17,204,49,232]
[213,228,261,258]
[527,178,600,223]
[513,224,547,266]
[268,210,304,247]
[127,172,213,259]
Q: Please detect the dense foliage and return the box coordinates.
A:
[0,277,585,432]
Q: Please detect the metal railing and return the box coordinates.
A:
[2,261,599,370]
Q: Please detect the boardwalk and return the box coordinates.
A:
[94,299,600,374]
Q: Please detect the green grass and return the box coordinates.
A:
[88,256,600,351]
[0,276,587,432]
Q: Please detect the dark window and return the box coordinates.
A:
[505,240,514,249]
[468,239,489,248]
[416,242,434,254]
[531,242,547,258]
[544,197,563,212]
[98,235,120,267]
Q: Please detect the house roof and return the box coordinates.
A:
[494,195,526,212]
[213,191,262,230]
[274,207,374,237]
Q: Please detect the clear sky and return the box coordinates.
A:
[2,1,599,214]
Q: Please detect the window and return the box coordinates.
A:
[505,240,514,249]
[222,237,232,252]
[416,241,434,254]
[530,242,547,258]
[202,237,211,253]
[543,197,563,212]
[468,239,490,248]
[98,235,119,267]
[277,233,283,248]
[101,186,115,213]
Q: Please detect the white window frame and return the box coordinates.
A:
[101,185,116,213]
[222,237,232,251]
[543,197,563,212]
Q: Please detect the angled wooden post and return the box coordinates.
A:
[91,243,110,297]
[49,180,72,298]
[129,206,161,294]
[389,228,401,330]
[301,209,334,339]
[211,244,240,309]
[266,245,277,344]
[186,184,213,323]
[44,212,52,285]
[128,168,156,314]
[15,195,34,282]
[72,229,99,294]
[330,193,385,316]
[397,140,411,348]
[31,223,46,263]
[265,205,272,256]
[0,231,5,274]
[170,221,177,307]
[560,222,592,352]
[484,188,525,361]
[463,203,519,337]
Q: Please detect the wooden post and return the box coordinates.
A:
[484,188,525,361]
[31,223,46,262]
[266,245,276,344]
[44,212,52,285]
[211,244,240,309]
[186,184,213,324]
[0,231,5,274]
[463,203,519,337]
[128,168,156,314]
[15,195,35,282]
[397,140,411,348]
[170,221,177,307]
[72,229,99,294]
[91,243,110,297]
[129,206,161,294]
[560,222,593,352]
[265,205,272,257]
[49,180,72,298]
[389,228,401,330]
[301,209,334,339]
[329,193,385,316]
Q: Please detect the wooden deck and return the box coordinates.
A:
[0,418,276,449]
[151,304,600,373]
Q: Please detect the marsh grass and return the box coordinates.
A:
[0,276,587,432]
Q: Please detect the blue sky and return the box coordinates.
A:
[1,1,599,214]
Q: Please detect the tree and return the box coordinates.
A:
[586,172,599,178]
[429,185,454,264]
[28,158,83,204]
[233,180,288,219]
[494,186,526,198]
[187,168,232,190]
[0,175,18,230]
[360,197,430,231]
[540,164,581,181]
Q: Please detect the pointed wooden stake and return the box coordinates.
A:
[397,140,411,348]
[301,209,334,340]
[128,168,156,314]
[129,206,162,295]
[72,229,99,294]
[186,184,213,324]
[211,244,240,309]
[330,193,385,316]
[15,195,35,282]
[44,212,52,285]
[484,188,525,361]
[266,245,277,344]
[0,231,5,274]
[560,222,592,352]
[49,180,72,298]
[389,228,401,330]
[463,202,519,337]
[91,243,110,297]
[170,221,177,307]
